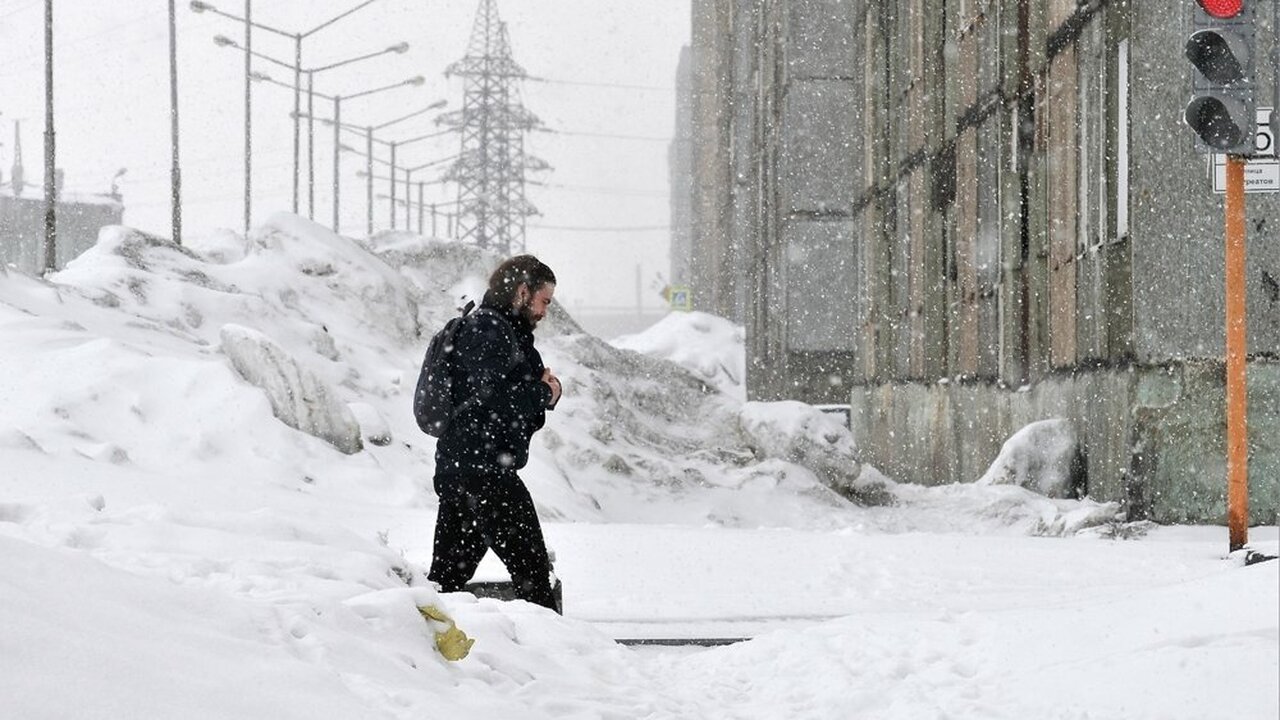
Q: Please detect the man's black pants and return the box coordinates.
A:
[427,469,558,612]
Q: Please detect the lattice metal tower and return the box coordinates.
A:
[440,0,548,254]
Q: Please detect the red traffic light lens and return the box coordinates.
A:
[1197,0,1243,19]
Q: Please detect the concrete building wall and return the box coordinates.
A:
[692,0,1280,523]
[742,0,869,403]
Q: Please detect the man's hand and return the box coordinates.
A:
[542,367,562,407]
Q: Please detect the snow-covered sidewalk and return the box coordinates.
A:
[5,504,1275,719]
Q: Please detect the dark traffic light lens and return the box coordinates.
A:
[1197,0,1244,19]
[1185,96,1247,150]
[1185,30,1246,84]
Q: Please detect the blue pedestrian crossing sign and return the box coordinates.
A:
[669,286,693,312]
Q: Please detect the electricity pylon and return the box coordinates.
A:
[440,0,548,254]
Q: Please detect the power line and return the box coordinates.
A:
[526,75,673,92]
[527,181,667,198]
[529,224,669,233]
[120,153,296,184]
[0,15,219,80]
[0,0,40,24]
[537,127,672,143]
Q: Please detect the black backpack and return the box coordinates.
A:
[413,302,520,437]
[413,301,478,437]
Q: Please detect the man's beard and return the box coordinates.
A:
[518,302,541,328]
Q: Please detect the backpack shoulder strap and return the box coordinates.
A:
[465,306,520,372]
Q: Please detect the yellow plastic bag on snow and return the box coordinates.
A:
[418,605,475,661]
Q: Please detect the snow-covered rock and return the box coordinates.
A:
[976,418,1082,499]
[219,323,362,455]
[738,400,862,497]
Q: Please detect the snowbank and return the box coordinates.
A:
[612,310,746,400]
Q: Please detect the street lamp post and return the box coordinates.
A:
[402,167,427,230]
[407,170,425,230]
[243,0,251,237]
[41,0,57,275]
[389,141,399,229]
[354,161,398,233]
[365,127,374,234]
[227,42,410,220]
[194,0,392,215]
[402,166,410,230]
[313,100,447,232]
[330,76,425,232]
[254,70,329,220]
[374,178,456,237]
[168,0,182,245]
[360,101,448,232]
[381,127,451,228]
[401,155,456,231]
[357,164,395,233]
[307,73,315,218]
[327,99,447,234]
[349,113,446,232]
[333,95,341,231]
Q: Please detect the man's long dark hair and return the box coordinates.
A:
[484,255,557,308]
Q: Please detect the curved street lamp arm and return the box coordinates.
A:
[390,127,456,148]
[373,100,448,131]
[344,146,394,167]
[306,45,398,74]
[344,76,423,102]
[221,40,296,72]
[302,0,379,39]
[376,193,462,207]
[253,73,335,102]
[404,154,461,173]
[249,48,296,72]
[191,2,295,40]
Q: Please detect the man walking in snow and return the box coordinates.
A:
[426,254,563,612]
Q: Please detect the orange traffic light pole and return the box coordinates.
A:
[1223,155,1248,552]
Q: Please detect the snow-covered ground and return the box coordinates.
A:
[1,216,1275,719]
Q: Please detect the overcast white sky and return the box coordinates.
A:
[0,0,690,312]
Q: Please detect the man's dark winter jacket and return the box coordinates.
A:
[434,298,554,475]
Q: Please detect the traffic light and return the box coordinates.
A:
[1184,0,1257,155]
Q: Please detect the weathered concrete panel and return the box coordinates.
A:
[780,80,860,213]
[849,360,1280,524]
[786,0,858,79]
[784,220,860,352]
[906,170,928,378]
[1131,362,1280,524]
[1045,47,1079,369]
